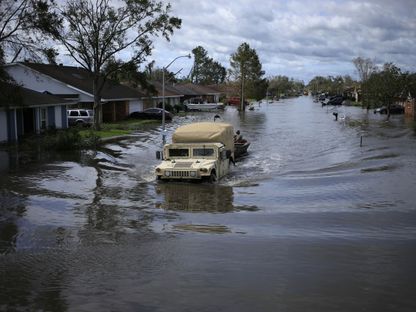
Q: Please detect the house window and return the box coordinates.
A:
[40,108,47,129]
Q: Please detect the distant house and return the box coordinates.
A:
[147,81,184,109]
[174,83,222,103]
[4,62,145,122]
[0,83,76,143]
[142,82,222,110]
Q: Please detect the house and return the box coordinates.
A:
[4,62,145,122]
[147,81,184,109]
[142,82,222,110]
[174,83,222,103]
[0,83,75,143]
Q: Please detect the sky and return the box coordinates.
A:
[149,0,416,83]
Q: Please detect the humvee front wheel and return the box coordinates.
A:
[208,172,217,183]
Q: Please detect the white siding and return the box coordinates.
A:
[0,110,8,142]
[129,100,143,113]
[5,64,93,102]
[55,106,62,128]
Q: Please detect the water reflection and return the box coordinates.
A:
[156,183,234,212]
[1,97,416,311]
[155,182,258,213]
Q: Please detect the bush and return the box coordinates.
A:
[42,128,82,150]
[173,103,184,113]
[80,130,101,148]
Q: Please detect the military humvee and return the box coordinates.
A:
[155,122,235,182]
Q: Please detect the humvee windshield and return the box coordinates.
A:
[193,148,215,157]
[168,148,189,157]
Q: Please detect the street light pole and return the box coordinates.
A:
[162,54,191,146]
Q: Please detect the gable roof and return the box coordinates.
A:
[179,83,221,95]
[150,81,184,98]
[0,82,76,108]
[17,62,145,100]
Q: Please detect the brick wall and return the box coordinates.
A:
[404,99,415,120]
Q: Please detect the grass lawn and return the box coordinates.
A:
[79,119,161,139]
[101,119,161,130]
[79,129,131,139]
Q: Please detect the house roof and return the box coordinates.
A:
[0,82,76,108]
[150,81,184,98]
[17,62,145,100]
[179,83,221,96]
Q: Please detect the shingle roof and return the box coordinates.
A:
[172,84,200,96]
[150,81,184,97]
[180,83,221,95]
[20,62,145,100]
[0,82,75,108]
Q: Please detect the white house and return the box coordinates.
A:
[4,63,145,122]
[0,83,75,143]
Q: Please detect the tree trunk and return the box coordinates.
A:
[93,77,102,130]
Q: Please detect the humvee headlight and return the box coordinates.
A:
[190,171,196,177]
[165,171,171,177]
[155,168,161,173]
[200,168,208,173]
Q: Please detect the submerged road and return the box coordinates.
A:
[1,96,416,311]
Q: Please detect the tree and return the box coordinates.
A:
[352,57,376,82]
[229,42,264,108]
[49,0,181,129]
[189,46,226,84]
[268,75,305,99]
[307,75,355,97]
[362,63,405,119]
[0,0,60,106]
[0,0,60,63]
[269,75,290,98]
[145,61,180,84]
[404,72,416,99]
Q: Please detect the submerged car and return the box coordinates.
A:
[129,108,173,120]
[374,105,404,114]
[325,95,344,106]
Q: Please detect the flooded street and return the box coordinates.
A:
[1,96,416,311]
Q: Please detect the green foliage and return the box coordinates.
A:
[402,72,416,99]
[99,119,161,131]
[269,75,305,98]
[157,102,173,112]
[307,75,356,96]
[230,42,264,80]
[104,59,157,95]
[252,78,269,101]
[362,63,405,111]
[229,42,265,100]
[0,0,61,63]
[190,46,226,84]
[42,128,83,150]
[49,0,181,129]
[79,130,102,147]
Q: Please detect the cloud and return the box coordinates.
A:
[147,0,416,82]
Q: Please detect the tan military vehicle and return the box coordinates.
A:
[155,122,235,182]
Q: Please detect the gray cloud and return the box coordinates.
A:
[151,0,416,82]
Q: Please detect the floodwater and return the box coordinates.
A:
[1,97,416,311]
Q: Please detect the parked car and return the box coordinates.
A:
[318,93,326,101]
[226,97,249,106]
[374,105,404,114]
[129,108,173,120]
[325,95,344,106]
[67,109,94,126]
